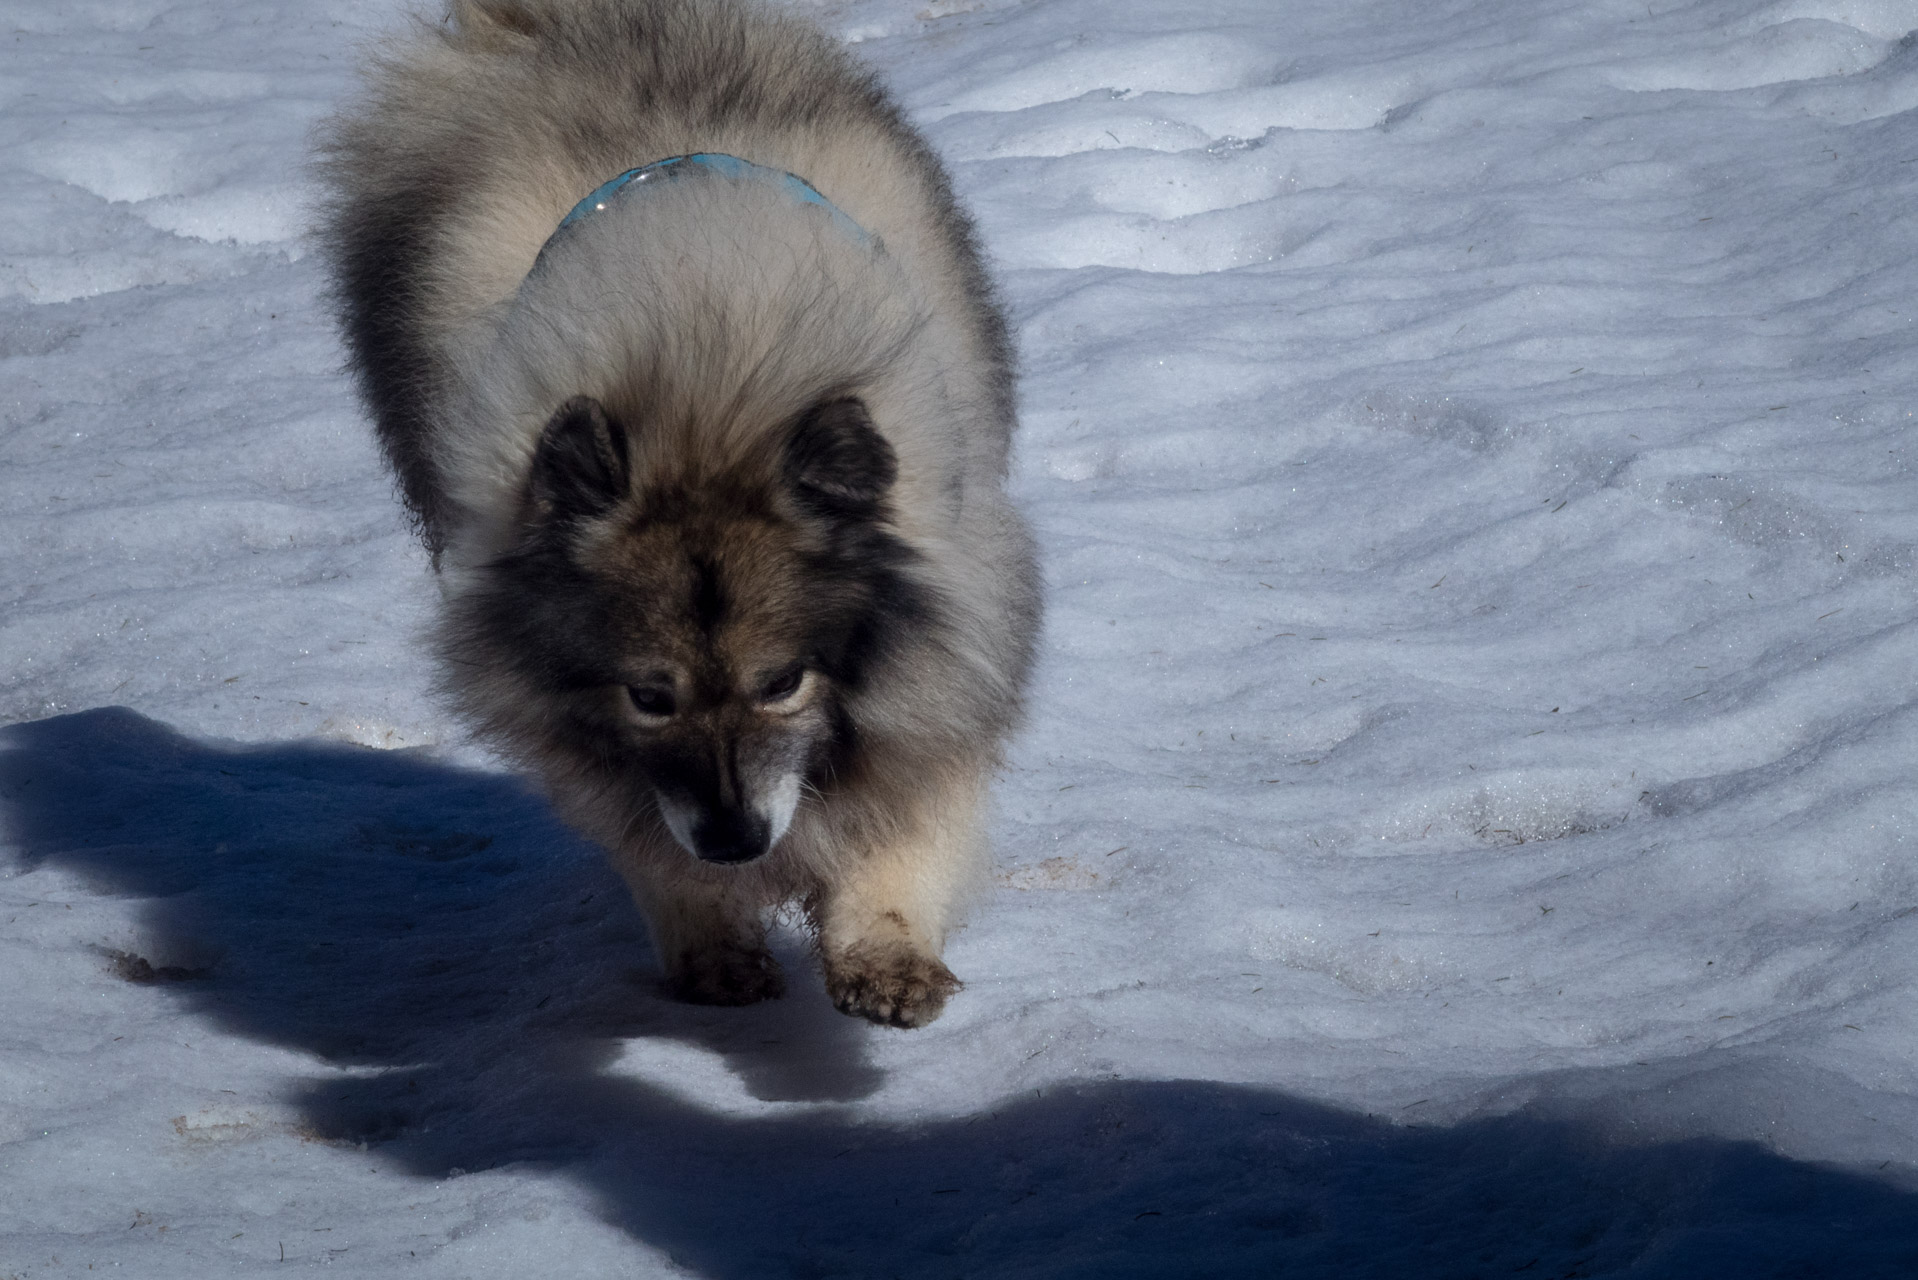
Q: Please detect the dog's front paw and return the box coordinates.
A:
[824,944,960,1028]
[665,943,785,1006]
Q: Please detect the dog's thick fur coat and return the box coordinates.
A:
[317,0,1039,1026]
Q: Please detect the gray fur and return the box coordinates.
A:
[316,0,1040,1026]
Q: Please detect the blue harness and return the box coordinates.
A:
[535,153,872,269]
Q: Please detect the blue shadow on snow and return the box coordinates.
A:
[4,706,1917,1278]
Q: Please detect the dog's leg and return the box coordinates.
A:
[615,861,784,1006]
[816,768,987,1028]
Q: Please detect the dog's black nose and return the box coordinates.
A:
[693,810,770,864]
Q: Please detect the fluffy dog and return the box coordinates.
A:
[317,0,1040,1026]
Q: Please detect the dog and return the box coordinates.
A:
[316,0,1040,1026]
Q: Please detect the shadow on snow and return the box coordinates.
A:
[4,707,1917,1278]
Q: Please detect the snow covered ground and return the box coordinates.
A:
[4,0,1918,1273]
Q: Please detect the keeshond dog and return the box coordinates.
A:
[316,0,1040,1027]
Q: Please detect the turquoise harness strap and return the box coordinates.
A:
[534,153,873,271]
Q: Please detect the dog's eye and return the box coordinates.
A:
[759,665,805,703]
[628,686,676,718]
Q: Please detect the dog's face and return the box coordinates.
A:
[590,503,836,865]
[472,394,924,865]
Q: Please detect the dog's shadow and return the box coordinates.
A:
[6,707,1918,1277]
[0,706,878,1102]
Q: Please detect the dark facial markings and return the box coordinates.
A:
[688,553,728,634]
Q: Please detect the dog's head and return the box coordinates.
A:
[463,392,927,865]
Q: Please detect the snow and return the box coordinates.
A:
[4,0,1918,1273]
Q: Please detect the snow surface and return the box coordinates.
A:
[4,0,1918,1274]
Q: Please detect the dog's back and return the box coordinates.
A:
[318,0,1013,559]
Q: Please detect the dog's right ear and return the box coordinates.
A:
[528,396,630,522]
[783,397,897,518]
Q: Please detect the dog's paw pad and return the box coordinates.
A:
[825,946,960,1028]
[666,945,785,1006]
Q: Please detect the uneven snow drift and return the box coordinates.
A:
[3,0,1917,1275]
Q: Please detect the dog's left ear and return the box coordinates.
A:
[784,397,897,516]
[528,395,630,522]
